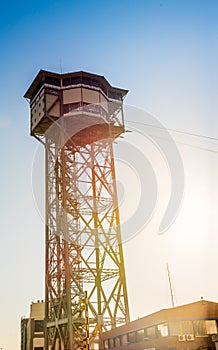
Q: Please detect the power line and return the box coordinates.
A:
[124,120,218,154]
[177,141,218,154]
[126,119,218,142]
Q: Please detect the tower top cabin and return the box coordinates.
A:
[24,70,128,145]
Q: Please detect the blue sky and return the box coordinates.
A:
[1,1,218,349]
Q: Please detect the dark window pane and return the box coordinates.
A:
[82,77,91,85]
[34,320,44,332]
[100,85,107,95]
[45,76,60,86]
[63,78,71,86]
[71,77,81,85]
[92,79,99,87]
[53,78,61,86]
[108,91,122,101]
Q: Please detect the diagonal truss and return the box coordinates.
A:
[45,134,130,349]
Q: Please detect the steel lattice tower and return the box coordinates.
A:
[25,70,130,350]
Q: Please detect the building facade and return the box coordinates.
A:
[102,300,218,350]
[21,300,45,350]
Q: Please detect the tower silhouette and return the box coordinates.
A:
[25,70,130,350]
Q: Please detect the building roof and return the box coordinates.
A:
[24,69,128,100]
[102,299,218,338]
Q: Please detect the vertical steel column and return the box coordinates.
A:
[109,142,130,324]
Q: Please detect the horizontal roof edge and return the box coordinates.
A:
[24,69,128,99]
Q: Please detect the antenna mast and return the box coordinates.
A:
[166,263,175,308]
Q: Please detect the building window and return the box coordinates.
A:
[193,320,207,336]
[45,76,60,87]
[136,329,144,342]
[109,338,114,349]
[169,321,180,336]
[146,326,156,339]
[71,77,81,85]
[82,77,91,86]
[103,339,109,349]
[108,91,122,101]
[100,85,107,96]
[34,320,44,332]
[121,334,128,346]
[169,320,193,336]
[205,320,217,334]
[157,323,169,337]
[180,320,193,334]
[63,78,71,86]
[115,337,120,347]
[127,331,136,343]
[92,79,99,87]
